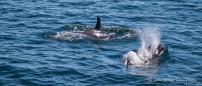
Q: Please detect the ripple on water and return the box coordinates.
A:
[43,25,141,42]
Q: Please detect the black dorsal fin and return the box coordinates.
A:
[94,16,101,30]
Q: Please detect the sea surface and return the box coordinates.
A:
[0,0,202,86]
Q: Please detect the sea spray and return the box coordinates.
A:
[138,27,161,61]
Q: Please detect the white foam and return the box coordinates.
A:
[53,31,87,41]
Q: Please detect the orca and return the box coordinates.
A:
[122,44,166,66]
[148,44,165,58]
[83,17,112,40]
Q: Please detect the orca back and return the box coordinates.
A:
[82,16,111,40]
[94,17,101,30]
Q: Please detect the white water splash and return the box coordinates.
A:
[50,25,141,41]
[115,28,141,39]
[138,27,161,61]
[53,31,87,41]
[121,27,162,66]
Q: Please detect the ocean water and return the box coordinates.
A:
[0,0,202,86]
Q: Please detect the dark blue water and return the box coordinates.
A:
[1,0,202,85]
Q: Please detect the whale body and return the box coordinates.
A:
[123,44,166,66]
[83,17,112,40]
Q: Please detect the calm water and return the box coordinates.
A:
[1,0,202,86]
